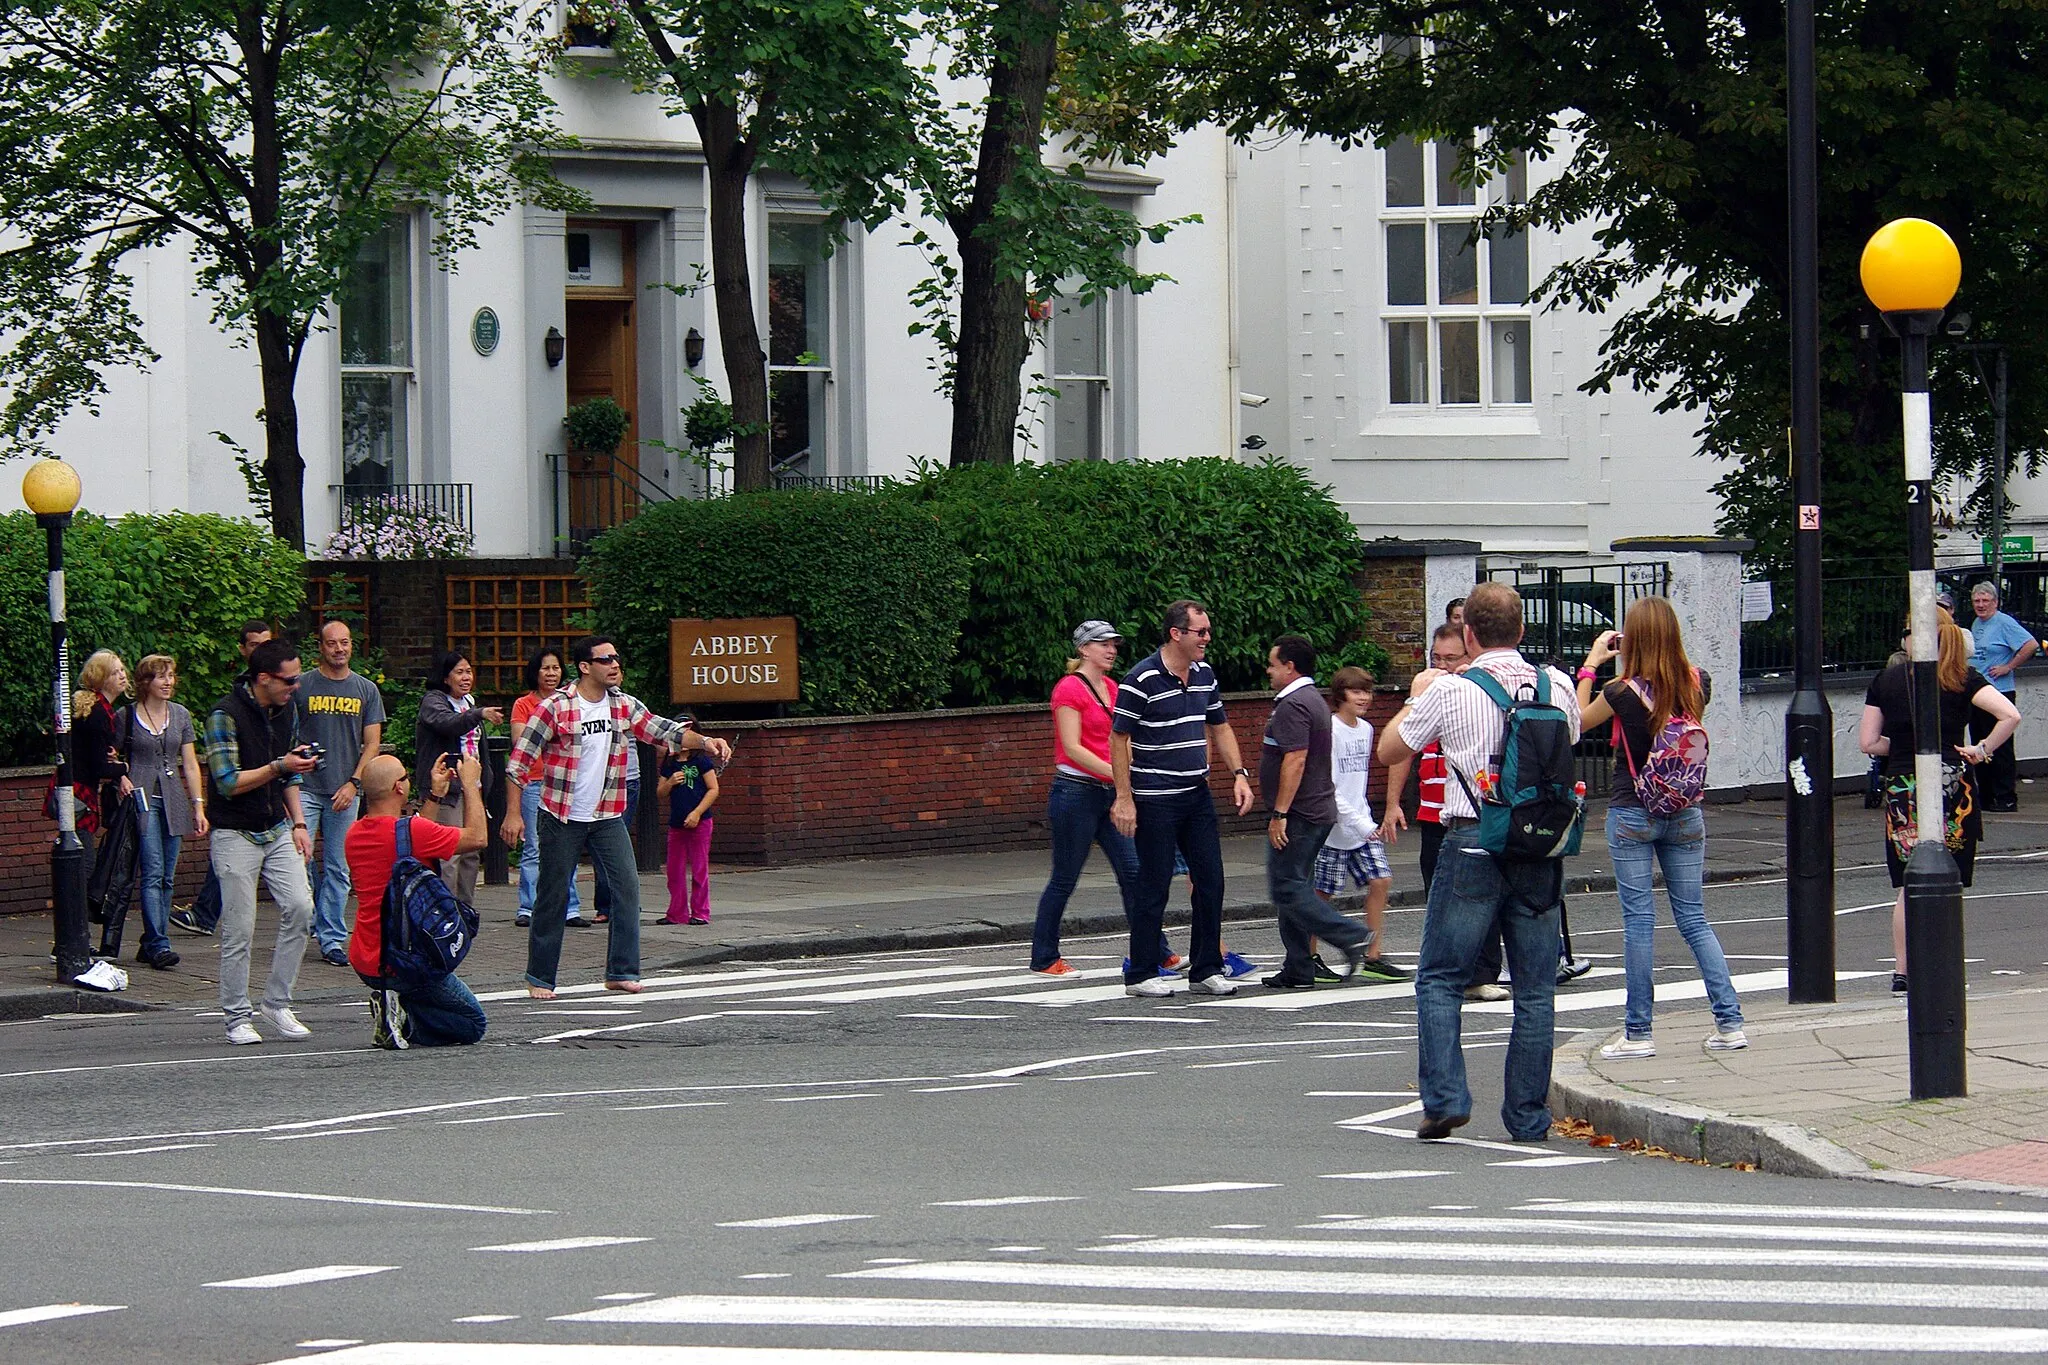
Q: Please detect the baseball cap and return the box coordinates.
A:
[1072,620,1122,647]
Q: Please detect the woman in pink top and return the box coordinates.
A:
[1031,620,1149,974]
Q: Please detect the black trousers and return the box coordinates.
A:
[1972,710,2020,808]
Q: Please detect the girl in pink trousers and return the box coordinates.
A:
[658,727,721,924]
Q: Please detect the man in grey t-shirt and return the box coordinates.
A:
[298,620,386,964]
[1259,634,1369,989]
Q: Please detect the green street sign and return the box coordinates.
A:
[471,306,502,356]
[1982,535,2034,564]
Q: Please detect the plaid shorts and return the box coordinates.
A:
[1314,838,1390,894]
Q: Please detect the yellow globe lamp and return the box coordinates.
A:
[1860,218,1962,314]
[21,459,81,517]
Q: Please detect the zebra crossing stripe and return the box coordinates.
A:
[549,1292,2048,1351]
[1321,1214,2048,1251]
[1528,1199,2048,1227]
[1097,1235,2048,1275]
[261,1345,1405,1364]
[0,1303,125,1329]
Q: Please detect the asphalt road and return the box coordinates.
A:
[4,850,2048,1365]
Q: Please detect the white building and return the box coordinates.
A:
[8,53,2038,568]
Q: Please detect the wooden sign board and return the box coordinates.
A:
[669,616,799,703]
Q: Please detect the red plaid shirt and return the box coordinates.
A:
[506,687,693,822]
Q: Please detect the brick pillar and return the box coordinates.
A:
[1357,539,1480,683]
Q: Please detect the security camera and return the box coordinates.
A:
[1944,311,1973,339]
[1239,393,1270,408]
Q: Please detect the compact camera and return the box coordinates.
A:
[296,742,327,768]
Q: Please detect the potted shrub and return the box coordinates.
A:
[566,396,631,466]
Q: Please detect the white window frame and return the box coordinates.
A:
[1378,136,1533,412]
[1048,284,1113,463]
[338,211,421,488]
[765,212,834,479]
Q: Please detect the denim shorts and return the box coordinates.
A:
[1315,839,1390,894]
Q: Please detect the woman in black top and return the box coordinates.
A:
[1860,610,2019,992]
[71,650,134,892]
[416,651,504,904]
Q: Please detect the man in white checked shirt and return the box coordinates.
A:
[1379,581,1580,1143]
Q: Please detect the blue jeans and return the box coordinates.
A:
[1033,778,1143,969]
[360,970,488,1046]
[518,781,581,918]
[133,796,179,958]
[591,780,639,917]
[1128,787,1224,985]
[191,867,222,931]
[528,812,641,990]
[1414,824,1562,1139]
[1607,805,1742,1037]
[1269,815,1361,980]
[303,793,358,954]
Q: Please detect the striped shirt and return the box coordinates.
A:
[1398,649,1581,822]
[1112,650,1228,797]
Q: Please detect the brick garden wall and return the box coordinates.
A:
[0,767,212,915]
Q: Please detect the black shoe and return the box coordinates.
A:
[515,913,531,927]
[1262,973,1315,990]
[321,945,350,967]
[1309,953,1343,984]
[1356,955,1413,982]
[1989,799,2020,813]
[136,947,179,970]
[564,916,589,928]
[1557,957,1594,986]
[1417,1112,1471,1141]
[1892,973,1909,994]
[169,908,213,936]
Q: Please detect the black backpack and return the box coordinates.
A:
[1451,668,1586,862]
[381,819,479,985]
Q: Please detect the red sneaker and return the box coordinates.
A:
[1033,959,1079,976]
[1162,952,1186,971]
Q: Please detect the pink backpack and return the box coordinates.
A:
[1612,678,1709,815]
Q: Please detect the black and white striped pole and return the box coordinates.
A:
[21,459,93,985]
[1861,218,1967,1100]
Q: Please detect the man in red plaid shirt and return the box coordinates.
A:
[502,635,731,998]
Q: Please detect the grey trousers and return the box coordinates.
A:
[427,790,480,905]
[211,828,314,1027]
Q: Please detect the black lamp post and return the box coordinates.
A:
[22,459,92,984]
[1784,0,1836,1003]
[1862,217,1968,1100]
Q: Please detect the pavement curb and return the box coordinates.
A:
[1548,1030,2048,1199]
[0,987,162,1023]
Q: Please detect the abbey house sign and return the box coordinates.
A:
[669,617,800,703]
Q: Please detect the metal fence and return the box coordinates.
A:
[769,472,894,493]
[546,452,673,557]
[1739,575,1905,679]
[332,482,473,536]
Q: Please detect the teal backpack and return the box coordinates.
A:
[1451,669,1586,861]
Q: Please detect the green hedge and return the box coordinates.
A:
[891,458,1386,705]
[0,512,305,765]
[581,491,970,715]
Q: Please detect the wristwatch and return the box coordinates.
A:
[1233,767,1251,778]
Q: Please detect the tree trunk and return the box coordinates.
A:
[254,310,307,550]
[949,0,1061,467]
[697,102,771,492]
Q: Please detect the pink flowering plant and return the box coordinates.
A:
[322,500,473,560]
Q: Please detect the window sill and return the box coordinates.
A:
[1357,408,1542,440]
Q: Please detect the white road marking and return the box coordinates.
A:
[440,1113,564,1126]
[1321,1214,2048,1251]
[717,1214,874,1228]
[264,1127,395,1142]
[780,970,1125,1004]
[296,1341,365,1349]
[611,1102,730,1112]
[912,1083,1020,1094]
[1185,1059,1279,1068]
[1087,1017,1213,1025]
[256,1347,1443,1364]
[1485,1156,1613,1168]
[1137,1182,1278,1193]
[1320,1171,1450,1181]
[1312,1050,1405,1060]
[972,1049,1160,1078]
[1051,1071,1155,1082]
[473,966,830,1001]
[595,1293,658,1302]
[71,1143,215,1158]
[898,1014,1013,1020]
[547,1292,2048,1351]
[0,1178,547,1216]
[989,1245,1046,1252]
[929,1196,1082,1208]
[206,1265,396,1289]
[837,1259,2048,1311]
[1337,1101,1425,1126]
[1101,1235,2048,1274]
[1462,968,1886,1015]
[531,1009,834,1044]
[737,1273,792,1279]
[0,1049,362,1081]
[0,1303,124,1329]
[764,1093,879,1103]
[450,1315,518,1323]
[1348,1124,1551,1154]
[473,1237,653,1253]
[1527,1199,2048,1227]
[1308,1091,1415,1098]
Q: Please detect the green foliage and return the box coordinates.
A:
[1156,0,2048,579]
[891,458,1385,704]
[581,492,971,715]
[0,1,580,544]
[0,512,304,765]
[565,396,633,456]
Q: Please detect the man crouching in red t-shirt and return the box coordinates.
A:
[344,752,488,1048]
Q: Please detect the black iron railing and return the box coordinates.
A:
[332,481,473,536]
[546,451,673,557]
[769,472,894,493]
[1741,575,1906,679]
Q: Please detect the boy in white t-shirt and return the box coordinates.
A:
[1314,667,1411,981]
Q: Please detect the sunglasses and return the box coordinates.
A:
[1175,627,1214,639]
[588,654,621,666]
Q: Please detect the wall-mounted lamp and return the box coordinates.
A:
[544,326,566,368]
[685,327,705,370]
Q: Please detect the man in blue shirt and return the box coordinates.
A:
[1110,600,1255,999]
[1970,582,2038,811]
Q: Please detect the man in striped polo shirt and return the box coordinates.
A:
[1110,600,1255,998]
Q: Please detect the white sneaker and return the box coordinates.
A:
[225,1021,263,1046]
[1706,1027,1749,1051]
[1600,1036,1655,1060]
[1125,976,1176,998]
[1463,983,1511,1002]
[259,1004,312,1039]
[74,960,129,992]
[1189,974,1237,996]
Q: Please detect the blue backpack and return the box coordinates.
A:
[1451,669,1587,862]
[381,819,479,985]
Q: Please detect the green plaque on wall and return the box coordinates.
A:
[471,307,502,356]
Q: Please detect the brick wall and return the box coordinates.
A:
[696,690,1407,866]
[1357,554,1427,681]
[0,767,212,915]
